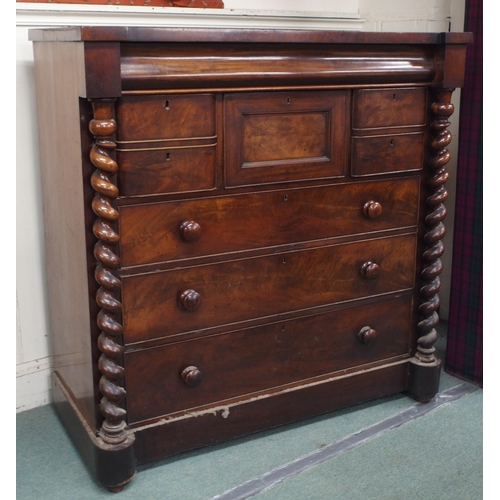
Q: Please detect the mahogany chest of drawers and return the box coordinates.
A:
[29,27,471,491]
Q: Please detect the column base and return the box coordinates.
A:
[407,357,442,403]
[52,372,136,491]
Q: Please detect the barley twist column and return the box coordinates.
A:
[409,88,455,402]
[89,99,135,491]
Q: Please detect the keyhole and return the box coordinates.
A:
[281,326,286,332]
[166,152,171,161]
[164,100,170,110]
[283,257,287,264]
[283,194,289,202]
[286,97,291,105]
[389,139,395,147]
[393,93,397,101]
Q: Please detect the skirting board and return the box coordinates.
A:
[16,358,53,412]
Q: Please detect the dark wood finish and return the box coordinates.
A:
[116,145,216,197]
[52,373,136,491]
[352,88,427,129]
[121,234,416,344]
[351,132,424,176]
[115,94,216,141]
[224,91,348,187]
[118,178,420,267]
[125,296,412,423]
[133,361,409,464]
[29,27,471,490]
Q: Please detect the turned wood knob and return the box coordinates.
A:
[179,220,202,242]
[363,201,383,219]
[179,289,202,311]
[360,261,380,280]
[357,326,378,344]
[181,366,203,387]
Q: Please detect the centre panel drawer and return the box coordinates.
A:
[119,178,420,267]
[124,295,413,423]
[224,91,348,187]
[121,234,416,344]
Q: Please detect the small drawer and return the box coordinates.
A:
[121,234,416,343]
[224,91,348,187]
[116,144,216,197]
[124,295,412,423]
[353,88,427,129]
[115,94,216,142]
[351,133,424,176]
[119,178,420,267]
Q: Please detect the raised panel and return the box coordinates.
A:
[224,91,348,187]
[242,112,328,164]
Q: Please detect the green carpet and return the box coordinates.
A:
[17,369,482,500]
[17,327,483,500]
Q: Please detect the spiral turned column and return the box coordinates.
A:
[89,100,135,491]
[409,89,454,402]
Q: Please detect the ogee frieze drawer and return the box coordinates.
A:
[124,295,413,423]
[352,88,427,129]
[118,178,420,267]
[121,234,416,343]
[115,94,216,141]
[351,133,424,176]
[224,91,348,187]
[116,144,216,197]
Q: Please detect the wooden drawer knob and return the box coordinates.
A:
[181,366,203,387]
[179,220,202,242]
[357,326,378,344]
[179,289,202,311]
[360,261,380,280]
[363,200,383,219]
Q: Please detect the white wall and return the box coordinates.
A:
[16,0,465,412]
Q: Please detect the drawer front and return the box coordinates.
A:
[124,296,413,423]
[119,178,420,267]
[121,234,416,343]
[351,133,424,176]
[115,94,216,141]
[224,91,348,187]
[352,88,427,129]
[116,145,216,197]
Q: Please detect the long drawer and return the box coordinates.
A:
[121,233,416,344]
[118,178,420,267]
[124,295,413,424]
